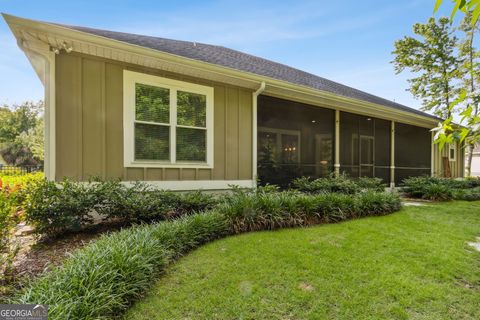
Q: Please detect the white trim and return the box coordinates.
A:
[431,131,435,176]
[123,70,214,168]
[448,143,457,162]
[18,39,56,181]
[334,110,340,175]
[252,82,266,185]
[390,121,395,188]
[121,179,255,191]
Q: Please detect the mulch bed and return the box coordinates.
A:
[1,221,127,300]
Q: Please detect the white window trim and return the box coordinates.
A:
[449,143,456,162]
[123,70,214,168]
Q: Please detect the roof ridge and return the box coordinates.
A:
[26,18,440,122]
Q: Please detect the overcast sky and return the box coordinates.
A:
[0,0,454,113]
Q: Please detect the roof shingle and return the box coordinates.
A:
[60,24,439,121]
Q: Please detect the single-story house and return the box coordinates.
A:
[3,14,465,190]
[469,144,480,177]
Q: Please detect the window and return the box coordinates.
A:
[124,71,214,167]
[449,144,456,162]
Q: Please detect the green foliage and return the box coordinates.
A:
[401,176,480,200]
[24,179,218,237]
[435,0,480,25]
[219,188,401,233]
[14,212,228,319]
[291,174,385,194]
[24,179,98,237]
[13,187,402,319]
[356,177,387,192]
[0,101,44,166]
[98,182,217,223]
[392,17,460,118]
[126,201,480,320]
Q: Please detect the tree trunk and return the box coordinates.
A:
[466,143,475,177]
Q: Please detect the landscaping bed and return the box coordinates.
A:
[5,174,480,319]
[3,176,401,319]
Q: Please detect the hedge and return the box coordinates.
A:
[402,176,480,201]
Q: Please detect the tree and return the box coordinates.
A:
[458,13,480,175]
[0,101,44,166]
[435,0,480,24]
[427,13,480,177]
[392,17,460,118]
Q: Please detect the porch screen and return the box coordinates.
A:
[257,96,334,187]
[339,112,391,182]
[394,123,431,184]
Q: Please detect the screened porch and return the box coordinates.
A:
[257,95,432,187]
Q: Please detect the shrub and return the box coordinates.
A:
[96,182,217,223]
[401,176,480,201]
[24,179,218,237]
[220,189,401,233]
[357,177,386,192]
[453,187,480,201]
[24,179,99,237]
[292,174,361,194]
[14,212,228,319]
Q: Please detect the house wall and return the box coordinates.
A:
[55,52,253,182]
[432,141,464,178]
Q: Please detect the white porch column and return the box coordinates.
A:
[390,121,395,188]
[334,110,340,175]
[431,131,435,177]
[252,82,266,186]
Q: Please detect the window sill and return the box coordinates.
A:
[125,162,213,169]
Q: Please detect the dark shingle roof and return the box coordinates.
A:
[60,24,439,121]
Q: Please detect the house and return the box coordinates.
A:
[469,144,480,177]
[2,14,465,190]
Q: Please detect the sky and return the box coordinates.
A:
[0,0,454,112]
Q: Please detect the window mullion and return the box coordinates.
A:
[170,89,177,164]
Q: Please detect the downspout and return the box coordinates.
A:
[252,81,266,187]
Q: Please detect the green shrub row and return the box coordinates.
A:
[292,174,386,194]
[13,189,401,319]
[24,179,217,237]
[401,176,480,201]
[15,212,228,319]
[221,188,401,233]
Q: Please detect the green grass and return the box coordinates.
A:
[126,201,480,320]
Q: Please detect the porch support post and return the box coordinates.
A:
[334,110,340,176]
[390,121,395,188]
[252,82,266,186]
[431,131,435,177]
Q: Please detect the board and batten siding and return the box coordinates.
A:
[432,141,465,178]
[55,52,253,181]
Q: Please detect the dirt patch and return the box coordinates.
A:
[1,221,126,299]
[298,282,314,292]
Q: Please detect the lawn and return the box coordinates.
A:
[126,201,480,320]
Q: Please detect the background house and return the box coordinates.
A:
[469,144,480,177]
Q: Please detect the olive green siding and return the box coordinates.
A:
[55,53,253,181]
[433,141,465,178]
